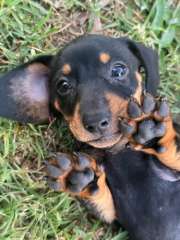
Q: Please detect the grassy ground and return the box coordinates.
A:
[0,0,179,239]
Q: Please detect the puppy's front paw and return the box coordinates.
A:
[119,92,180,171]
[45,152,116,223]
[120,92,170,147]
[45,152,103,197]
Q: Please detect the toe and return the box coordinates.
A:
[75,152,91,169]
[157,98,169,118]
[128,97,142,118]
[47,179,62,191]
[46,165,64,178]
[142,92,156,114]
[67,169,94,192]
[56,153,72,170]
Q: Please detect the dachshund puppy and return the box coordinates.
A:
[0,35,179,240]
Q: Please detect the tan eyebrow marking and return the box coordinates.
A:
[62,64,71,75]
[99,52,111,63]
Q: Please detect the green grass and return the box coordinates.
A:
[0,0,179,239]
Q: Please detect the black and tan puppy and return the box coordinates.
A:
[0,35,180,240]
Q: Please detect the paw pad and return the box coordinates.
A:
[45,152,98,194]
[122,92,170,147]
[67,168,94,192]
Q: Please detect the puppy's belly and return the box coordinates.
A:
[104,149,180,240]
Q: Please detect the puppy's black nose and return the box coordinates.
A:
[83,113,110,134]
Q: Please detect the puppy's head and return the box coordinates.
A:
[49,35,159,148]
[0,35,159,148]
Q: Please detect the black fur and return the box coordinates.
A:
[105,149,180,240]
[0,34,179,240]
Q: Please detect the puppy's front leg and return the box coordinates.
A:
[45,152,116,223]
[120,92,180,171]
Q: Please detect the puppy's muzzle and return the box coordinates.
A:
[82,112,111,135]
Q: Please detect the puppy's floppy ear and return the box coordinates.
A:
[0,55,53,123]
[126,39,160,96]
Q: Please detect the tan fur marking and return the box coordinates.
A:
[89,173,116,223]
[105,92,128,119]
[104,93,129,148]
[133,72,143,104]
[67,102,120,148]
[62,64,71,75]
[54,99,61,112]
[141,119,180,170]
[68,103,93,142]
[67,95,128,148]
[78,172,116,223]
[99,52,111,64]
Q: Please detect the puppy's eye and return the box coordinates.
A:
[111,63,128,80]
[56,80,72,95]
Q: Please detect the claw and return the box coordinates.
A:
[157,98,169,118]
[43,160,49,166]
[161,96,168,101]
[43,176,48,181]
